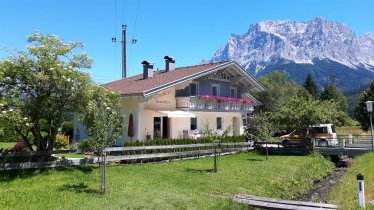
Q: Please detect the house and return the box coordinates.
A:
[74,56,265,143]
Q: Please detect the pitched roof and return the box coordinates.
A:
[103,61,230,96]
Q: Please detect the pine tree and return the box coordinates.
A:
[303,73,318,99]
[354,81,374,131]
[320,84,348,112]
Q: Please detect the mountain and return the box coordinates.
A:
[210,17,374,91]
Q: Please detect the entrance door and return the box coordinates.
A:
[162,117,169,139]
[154,117,161,139]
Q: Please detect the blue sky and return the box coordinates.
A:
[1,0,374,83]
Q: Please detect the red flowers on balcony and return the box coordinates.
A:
[196,95,253,104]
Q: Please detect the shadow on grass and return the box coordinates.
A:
[0,165,97,183]
[246,158,263,161]
[59,182,101,194]
[185,168,214,174]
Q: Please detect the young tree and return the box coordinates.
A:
[80,85,126,155]
[320,84,348,112]
[303,73,318,99]
[0,33,92,152]
[79,85,126,193]
[201,120,232,172]
[354,81,374,131]
[244,114,275,160]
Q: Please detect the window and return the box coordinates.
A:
[216,117,222,130]
[211,84,220,96]
[190,117,197,130]
[189,83,198,96]
[230,87,237,98]
[242,113,248,126]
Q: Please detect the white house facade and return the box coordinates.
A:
[74,57,265,143]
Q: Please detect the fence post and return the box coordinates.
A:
[342,138,345,148]
[349,134,353,144]
[357,174,365,208]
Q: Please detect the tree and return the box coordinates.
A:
[253,71,299,113]
[272,89,343,136]
[244,114,275,160]
[354,81,374,131]
[0,33,92,152]
[201,120,232,172]
[320,84,348,112]
[79,85,127,155]
[78,85,126,193]
[303,73,318,99]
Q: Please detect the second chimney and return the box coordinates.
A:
[142,61,154,79]
[164,56,176,72]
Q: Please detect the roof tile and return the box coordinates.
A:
[103,61,229,95]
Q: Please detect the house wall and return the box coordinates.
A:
[192,111,242,136]
[73,112,89,141]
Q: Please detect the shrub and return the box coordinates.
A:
[78,138,96,153]
[11,141,31,152]
[55,134,70,149]
[123,135,246,147]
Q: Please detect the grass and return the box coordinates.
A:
[329,152,374,210]
[55,153,88,159]
[336,126,370,136]
[0,152,334,209]
[0,142,18,149]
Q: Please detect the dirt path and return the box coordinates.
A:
[300,160,350,203]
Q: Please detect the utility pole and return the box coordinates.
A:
[122,24,127,78]
[112,25,137,79]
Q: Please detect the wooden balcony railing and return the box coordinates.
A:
[176,96,254,112]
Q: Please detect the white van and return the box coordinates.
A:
[279,124,338,147]
[308,124,338,147]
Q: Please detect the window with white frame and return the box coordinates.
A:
[216,117,222,130]
[211,84,220,96]
[230,87,237,98]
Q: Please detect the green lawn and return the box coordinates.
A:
[329,152,374,210]
[336,126,370,136]
[55,153,89,159]
[0,142,18,150]
[0,152,334,209]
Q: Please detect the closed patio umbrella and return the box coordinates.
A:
[128,114,135,141]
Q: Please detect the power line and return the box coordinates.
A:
[129,0,141,72]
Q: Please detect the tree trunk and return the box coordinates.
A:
[101,152,107,193]
[213,146,218,173]
[266,142,269,161]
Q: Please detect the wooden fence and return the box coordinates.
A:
[234,194,338,210]
[0,142,253,171]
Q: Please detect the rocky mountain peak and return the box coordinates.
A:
[210,18,374,91]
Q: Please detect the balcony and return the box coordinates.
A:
[176,96,254,112]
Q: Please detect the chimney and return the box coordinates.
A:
[164,56,176,72]
[142,61,154,79]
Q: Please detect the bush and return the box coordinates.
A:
[11,141,31,152]
[55,134,70,149]
[78,138,96,153]
[123,135,246,147]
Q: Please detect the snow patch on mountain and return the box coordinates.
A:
[210,17,374,75]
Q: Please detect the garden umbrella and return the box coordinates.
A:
[128,114,135,141]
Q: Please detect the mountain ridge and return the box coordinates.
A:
[210,17,374,90]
